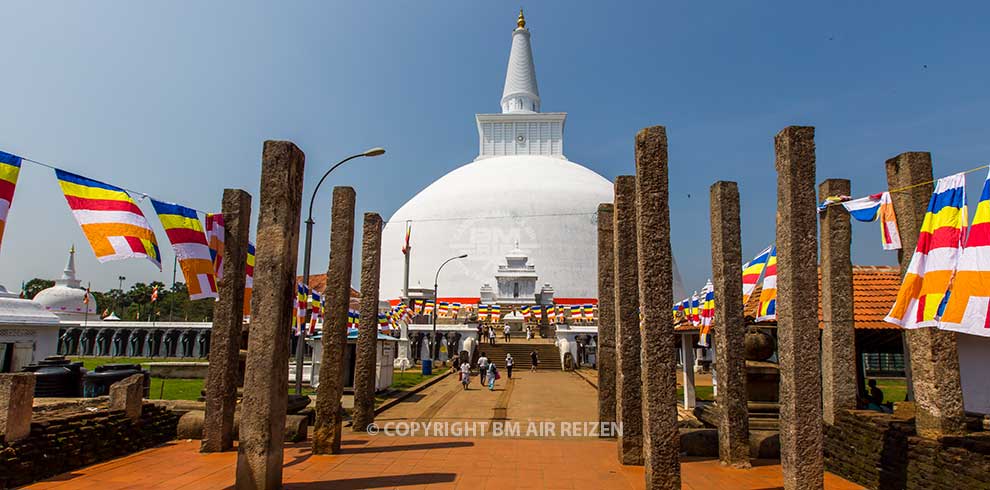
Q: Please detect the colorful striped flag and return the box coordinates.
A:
[295,284,309,334]
[520,305,531,321]
[699,280,715,347]
[841,192,902,250]
[942,173,990,334]
[309,291,322,334]
[450,302,461,318]
[570,305,582,321]
[401,222,411,255]
[478,304,489,321]
[55,169,161,269]
[583,304,595,321]
[243,242,255,318]
[424,300,435,316]
[151,199,218,300]
[378,313,388,330]
[490,304,501,322]
[742,245,773,305]
[756,247,778,322]
[886,173,967,329]
[689,292,701,326]
[438,302,449,317]
[0,151,22,254]
[205,213,225,280]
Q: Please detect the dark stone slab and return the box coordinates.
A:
[0,373,34,443]
[109,374,144,422]
[235,140,305,490]
[202,188,251,453]
[613,176,643,466]
[352,213,383,432]
[313,186,356,454]
[597,203,617,434]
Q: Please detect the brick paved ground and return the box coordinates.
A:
[24,371,864,489]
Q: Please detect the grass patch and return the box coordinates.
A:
[677,386,714,403]
[390,369,438,391]
[149,378,205,400]
[875,378,908,405]
[77,356,189,371]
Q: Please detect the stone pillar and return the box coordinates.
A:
[352,213,383,432]
[313,186,356,454]
[818,179,856,426]
[236,141,305,490]
[634,126,679,489]
[884,152,967,438]
[774,126,823,489]
[202,188,251,453]
[680,334,696,409]
[596,202,617,432]
[0,373,34,443]
[709,181,750,468]
[109,373,144,422]
[612,176,643,465]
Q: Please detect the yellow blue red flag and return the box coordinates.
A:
[0,151,22,254]
[151,199,218,300]
[756,247,778,322]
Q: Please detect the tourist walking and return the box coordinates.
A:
[503,324,511,342]
[488,325,497,345]
[526,325,533,340]
[487,362,498,391]
[505,353,514,379]
[530,350,539,372]
[478,352,489,385]
[460,360,471,390]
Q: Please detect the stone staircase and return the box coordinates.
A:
[475,341,561,370]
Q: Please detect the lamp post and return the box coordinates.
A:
[430,254,468,364]
[294,147,386,395]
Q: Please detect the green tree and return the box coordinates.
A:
[22,278,54,299]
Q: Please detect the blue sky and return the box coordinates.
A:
[1,1,989,294]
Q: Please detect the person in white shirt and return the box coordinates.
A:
[503,324,511,342]
[505,353,514,379]
[478,352,489,385]
[459,361,471,390]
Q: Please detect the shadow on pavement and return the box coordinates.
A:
[283,473,457,489]
[344,441,474,454]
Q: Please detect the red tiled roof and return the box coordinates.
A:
[675,265,902,332]
[300,273,360,299]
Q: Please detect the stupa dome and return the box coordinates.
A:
[33,246,98,320]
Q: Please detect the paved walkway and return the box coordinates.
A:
[25,437,863,489]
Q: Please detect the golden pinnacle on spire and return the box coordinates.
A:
[517,8,526,29]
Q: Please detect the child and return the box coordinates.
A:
[487,362,498,391]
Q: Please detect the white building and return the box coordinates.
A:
[379,11,614,302]
[0,286,60,372]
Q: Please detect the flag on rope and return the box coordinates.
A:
[424,300,435,316]
[150,199,218,300]
[699,280,715,347]
[401,222,411,255]
[378,313,388,330]
[295,284,309,334]
[689,292,701,326]
[348,309,359,326]
[450,302,461,318]
[55,169,161,269]
[583,304,595,321]
[478,304,489,321]
[243,242,255,318]
[205,213,225,279]
[886,173,968,329]
[438,302,449,317]
[520,305,531,322]
[570,305,582,321]
[756,247,779,322]
[150,284,159,303]
[841,192,902,250]
[309,291,322,334]
[490,304,501,322]
[742,245,773,305]
[0,151,22,254]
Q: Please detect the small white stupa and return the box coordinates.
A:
[33,245,98,320]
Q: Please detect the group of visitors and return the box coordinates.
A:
[477,324,513,344]
[455,350,539,390]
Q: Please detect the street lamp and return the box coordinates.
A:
[294,147,386,395]
[430,254,468,367]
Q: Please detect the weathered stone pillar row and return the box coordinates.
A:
[202,188,251,453]
[884,152,966,438]
[352,213,383,432]
[818,179,857,426]
[612,176,643,465]
[633,126,680,489]
[313,186,357,454]
[774,126,824,490]
[236,141,305,490]
[709,181,751,468]
[596,202,617,433]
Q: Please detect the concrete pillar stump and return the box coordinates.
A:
[203,188,251,452]
[818,179,857,426]
[236,140,305,490]
[709,181,750,468]
[634,126,680,489]
[597,202,617,432]
[109,373,144,422]
[613,176,643,465]
[774,126,823,489]
[884,152,967,438]
[0,373,34,443]
[313,186,356,454]
[352,213,383,432]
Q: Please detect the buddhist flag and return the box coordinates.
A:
[887,173,968,329]
[243,242,255,317]
[570,305,582,321]
[424,300,435,316]
[450,302,461,318]
[309,291,322,334]
[583,304,595,321]
[438,302,449,317]
[490,304,501,322]
[55,169,161,269]
[742,245,773,305]
[295,284,309,334]
[939,170,990,337]
[699,280,715,347]
[689,292,701,326]
[401,222,411,255]
[151,199,218,300]
[756,247,778,322]
[205,213,225,279]
[478,304,489,321]
[841,192,902,250]
[0,151,22,254]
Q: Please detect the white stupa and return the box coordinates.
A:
[379,11,614,301]
[33,245,98,320]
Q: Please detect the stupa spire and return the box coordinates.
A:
[58,244,81,288]
[501,9,540,114]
